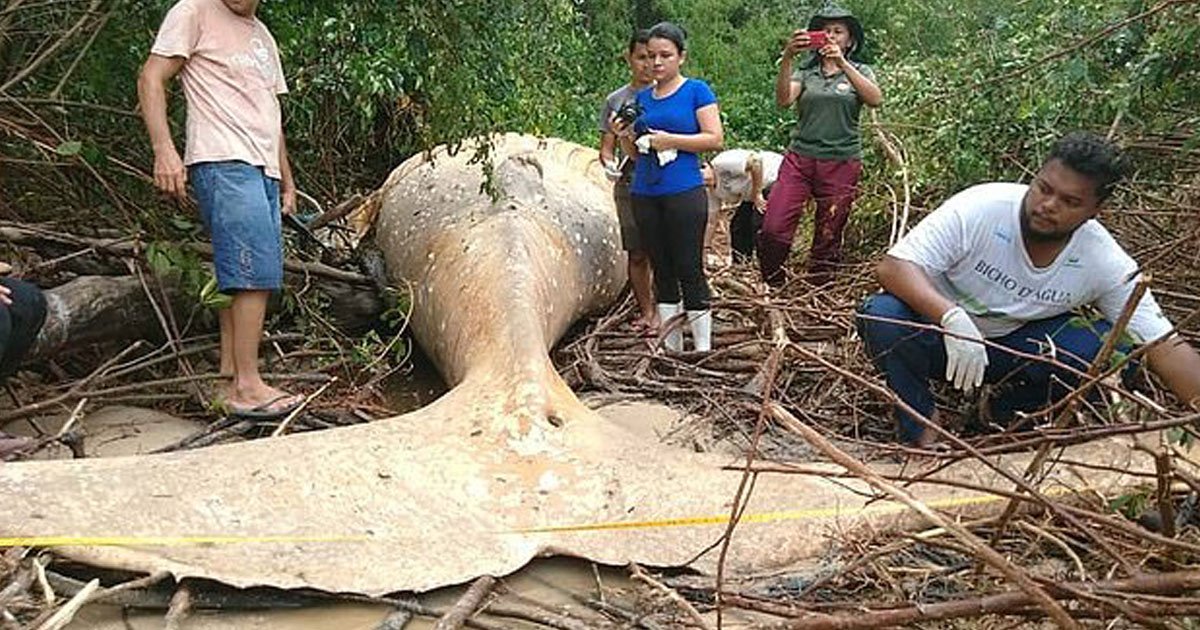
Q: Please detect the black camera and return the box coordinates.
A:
[615,100,642,126]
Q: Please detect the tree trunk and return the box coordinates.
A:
[30,275,169,359]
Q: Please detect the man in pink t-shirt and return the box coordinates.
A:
[138,0,301,418]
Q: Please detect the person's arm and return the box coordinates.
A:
[137,54,188,198]
[747,153,766,211]
[647,103,724,153]
[1146,337,1200,411]
[875,255,956,322]
[823,44,882,107]
[278,130,295,215]
[776,30,808,108]
[599,131,617,166]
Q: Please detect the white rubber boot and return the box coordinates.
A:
[656,303,683,352]
[687,309,712,352]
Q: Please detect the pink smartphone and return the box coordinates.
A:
[805,30,828,49]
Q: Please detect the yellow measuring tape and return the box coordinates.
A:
[512,490,1015,534]
[4,486,1069,547]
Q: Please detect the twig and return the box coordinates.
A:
[31,578,97,630]
[989,277,1150,547]
[755,570,1200,629]
[711,303,787,629]
[630,564,712,630]
[0,341,144,426]
[433,575,497,630]
[375,607,414,630]
[0,0,104,93]
[770,403,1081,630]
[48,6,111,99]
[270,376,338,437]
[163,582,192,630]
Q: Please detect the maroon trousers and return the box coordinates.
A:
[756,151,862,286]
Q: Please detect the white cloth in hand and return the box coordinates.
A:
[941,306,988,392]
[635,135,652,154]
[602,159,623,182]
[656,148,677,166]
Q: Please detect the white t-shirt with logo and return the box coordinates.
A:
[710,149,783,206]
[152,0,288,178]
[888,182,1173,342]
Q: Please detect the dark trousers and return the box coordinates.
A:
[632,186,711,310]
[0,277,48,383]
[856,292,1129,443]
[757,152,862,286]
[730,201,764,264]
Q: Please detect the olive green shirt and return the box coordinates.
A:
[788,61,876,160]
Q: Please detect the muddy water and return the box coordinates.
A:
[67,557,635,629]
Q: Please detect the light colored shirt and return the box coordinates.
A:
[598,84,637,134]
[152,0,288,178]
[888,182,1173,342]
[711,149,783,206]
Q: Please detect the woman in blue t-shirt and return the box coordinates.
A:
[615,22,724,352]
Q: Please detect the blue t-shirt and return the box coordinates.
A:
[630,78,718,197]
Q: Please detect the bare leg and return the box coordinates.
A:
[225,290,296,411]
[217,308,235,376]
[628,251,656,328]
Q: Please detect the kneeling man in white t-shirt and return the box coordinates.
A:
[858,131,1200,447]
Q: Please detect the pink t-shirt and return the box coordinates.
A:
[151,0,288,178]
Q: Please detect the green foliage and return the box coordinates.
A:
[1109,487,1150,519]
[1167,426,1195,449]
[2,0,1197,255]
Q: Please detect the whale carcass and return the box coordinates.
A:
[0,134,1173,595]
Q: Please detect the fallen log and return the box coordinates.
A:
[30,275,167,360]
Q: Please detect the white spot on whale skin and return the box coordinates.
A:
[537,471,561,494]
[465,478,490,499]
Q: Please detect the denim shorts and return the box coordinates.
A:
[190,161,283,292]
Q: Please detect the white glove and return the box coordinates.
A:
[656,148,678,166]
[602,159,623,182]
[941,306,988,392]
[635,135,652,154]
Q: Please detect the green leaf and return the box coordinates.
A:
[199,276,232,310]
[79,143,106,166]
[55,141,83,157]
[170,216,196,232]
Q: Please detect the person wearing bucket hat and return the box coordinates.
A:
[757,1,882,288]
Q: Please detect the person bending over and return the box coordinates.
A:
[709,149,784,265]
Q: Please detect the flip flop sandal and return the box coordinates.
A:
[226,394,303,420]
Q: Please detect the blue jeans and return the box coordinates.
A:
[856,292,1130,443]
[0,277,47,383]
[190,161,283,292]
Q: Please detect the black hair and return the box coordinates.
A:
[1047,131,1127,202]
[627,29,651,52]
[647,21,687,54]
